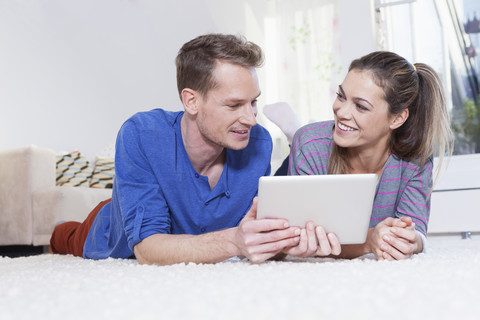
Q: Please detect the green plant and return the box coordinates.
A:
[288,23,311,51]
[288,20,342,81]
[451,95,480,153]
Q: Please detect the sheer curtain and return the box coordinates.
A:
[262,0,342,165]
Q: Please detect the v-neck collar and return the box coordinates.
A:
[174,113,230,203]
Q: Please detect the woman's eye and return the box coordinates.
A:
[356,103,368,111]
[335,92,345,100]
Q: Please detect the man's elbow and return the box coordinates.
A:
[135,254,150,265]
[133,242,154,265]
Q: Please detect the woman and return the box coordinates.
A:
[284,51,453,260]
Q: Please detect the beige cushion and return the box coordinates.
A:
[56,151,93,187]
[90,157,115,188]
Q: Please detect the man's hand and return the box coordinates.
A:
[133,198,301,266]
[283,221,341,258]
[234,197,300,263]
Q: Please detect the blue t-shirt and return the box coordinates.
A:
[84,109,272,259]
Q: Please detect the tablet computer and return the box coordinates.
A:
[256,174,377,244]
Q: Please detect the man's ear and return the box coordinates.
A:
[181,88,199,115]
[390,108,409,130]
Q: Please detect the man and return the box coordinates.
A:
[50,33,301,265]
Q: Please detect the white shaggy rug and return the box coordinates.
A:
[1,236,479,320]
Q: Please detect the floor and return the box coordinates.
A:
[0,245,45,258]
[0,233,475,258]
[1,235,479,320]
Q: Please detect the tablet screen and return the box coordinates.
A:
[256,174,377,244]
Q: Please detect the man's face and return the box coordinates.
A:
[195,61,261,150]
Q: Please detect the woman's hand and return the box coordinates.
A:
[283,221,341,258]
[366,217,397,259]
[368,217,422,260]
[380,217,423,260]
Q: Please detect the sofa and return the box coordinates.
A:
[1,144,478,247]
[0,145,112,246]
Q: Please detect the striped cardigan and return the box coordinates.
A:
[289,121,432,235]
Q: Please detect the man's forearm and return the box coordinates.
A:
[133,228,240,266]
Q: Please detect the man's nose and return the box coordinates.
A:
[241,104,257,126]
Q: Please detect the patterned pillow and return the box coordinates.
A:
[90,156,115,188]
[56,151,93,187]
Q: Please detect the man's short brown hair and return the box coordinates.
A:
[175,33,264,100]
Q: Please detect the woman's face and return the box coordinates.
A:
[332,69,398,153]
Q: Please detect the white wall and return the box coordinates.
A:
[337,0,376,72]
[0,0,376,159]
[0,0,247,158]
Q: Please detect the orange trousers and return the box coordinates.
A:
[49,198,111,257]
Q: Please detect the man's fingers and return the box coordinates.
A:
[246,227,300,246]
[283,229,308,256]
[243,197,258,220]
[241,218,290,234]
[247,236,300,256]
[249,251,282,264]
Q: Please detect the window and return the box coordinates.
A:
[262,0,342,168]
[376,0,480,154]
